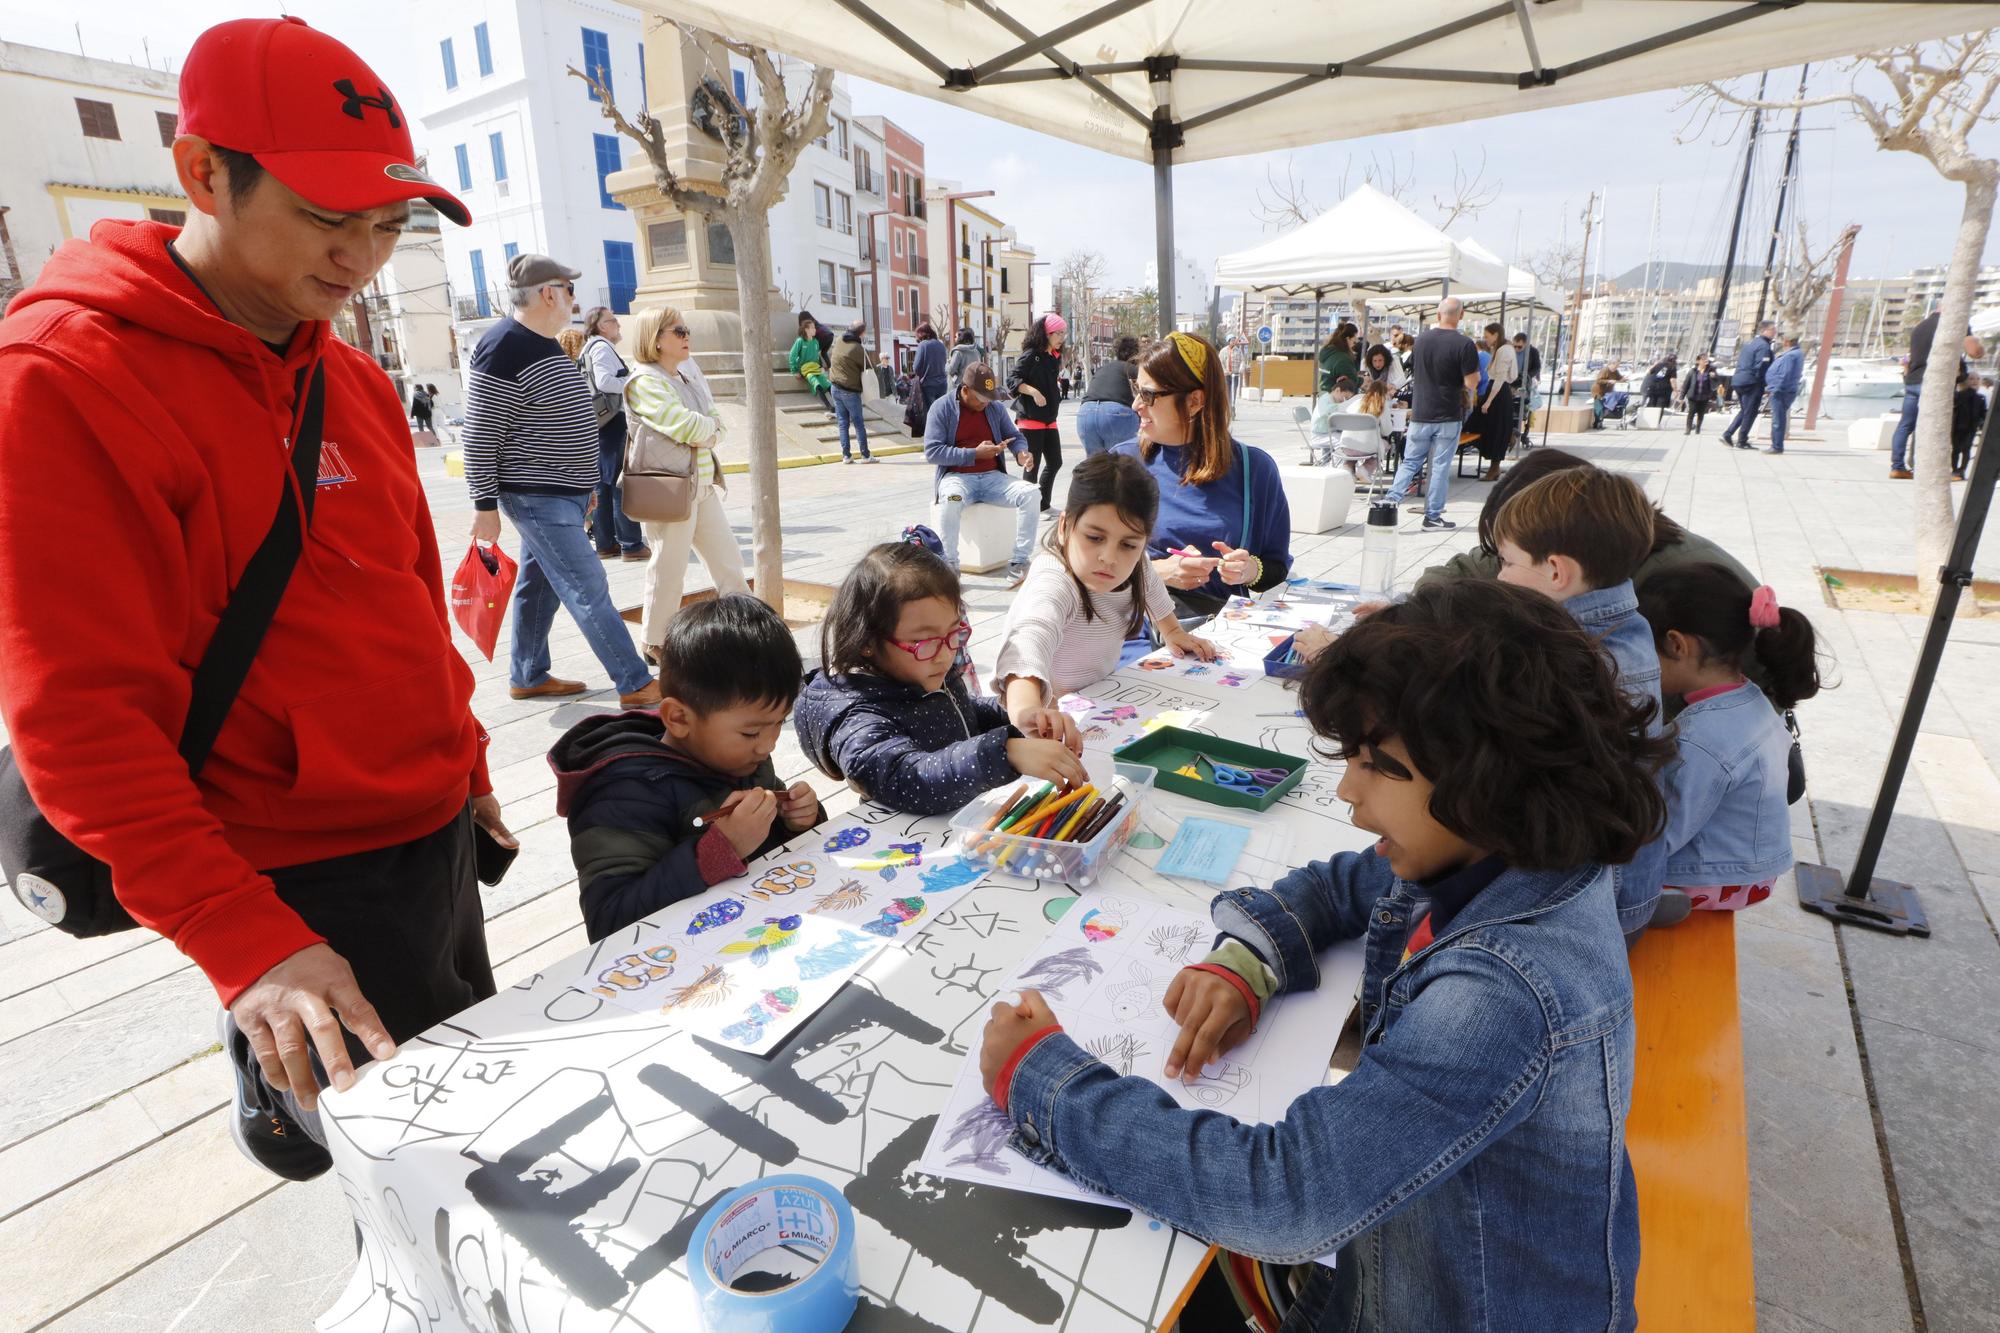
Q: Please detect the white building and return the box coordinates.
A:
[926,181,1008,349]
[758,65,869,339]
[1144,247,1211,321]
[0,41,184,298]
[331,205,463,416]
[849,114,890,350]
[415,0,650,349]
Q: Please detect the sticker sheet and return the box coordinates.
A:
[916,892,1359,1205]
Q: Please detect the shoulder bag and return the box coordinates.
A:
[582,336,627,428]
[620,372,701,524]
[2,362,327,937]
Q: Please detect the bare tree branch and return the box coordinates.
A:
[1253,158,1320,232]
[1432,149,1501,230]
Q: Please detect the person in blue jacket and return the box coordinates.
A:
[795,541,1084,815]
[1761,334,1804,455]
[911,322,949,421]
[924,362,1041,586]
[1719,319,1776,449]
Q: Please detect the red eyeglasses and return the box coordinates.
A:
[888,620,971,661]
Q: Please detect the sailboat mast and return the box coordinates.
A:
[1756,64,1812,327]
[1707,70,1769,356]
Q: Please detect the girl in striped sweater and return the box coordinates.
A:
[994,453,1217,736]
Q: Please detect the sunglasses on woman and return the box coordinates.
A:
[888,620,971,662]
[1134,386,1182,407]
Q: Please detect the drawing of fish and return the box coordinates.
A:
[718,915,804,966]
[860,895,926,938]
[796,932,877,979]
[918,859,987,895]
[1017,945,1104,999]
[717,985,803,1046]
[823,826,872,853]
[685,898,744,936]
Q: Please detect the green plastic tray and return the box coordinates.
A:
[1113,726,1308,811]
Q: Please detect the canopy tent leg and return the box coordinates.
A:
[1153,145,1176,337]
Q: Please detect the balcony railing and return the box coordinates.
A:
[910,256,929,277]
[854,163,879,194]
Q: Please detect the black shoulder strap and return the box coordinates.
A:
[180,360,325,778]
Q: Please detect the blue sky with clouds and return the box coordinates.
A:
[10,1,1991,289]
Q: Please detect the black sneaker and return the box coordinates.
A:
[1422,516,1457,530]
[219,1011,332,1182]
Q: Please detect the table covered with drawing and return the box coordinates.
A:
[314,586,1376,1333]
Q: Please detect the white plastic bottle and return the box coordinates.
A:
[1359,501,1398,598]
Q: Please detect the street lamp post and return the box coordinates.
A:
[861,207,891,360]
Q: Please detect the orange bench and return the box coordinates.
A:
[1162,910,1755,1330]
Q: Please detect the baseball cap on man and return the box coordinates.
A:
[178,16,471,226]
[507,254,582,290]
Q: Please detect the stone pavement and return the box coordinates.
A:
[3,400,1998,1330]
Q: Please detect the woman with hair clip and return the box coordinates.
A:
[1009,313,1069,512]
[1114,331,1293,620]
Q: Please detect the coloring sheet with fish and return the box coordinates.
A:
[1059,674,1222,753]
[917,892,1361,1206]
[799,824,996,942]
[576,900,884,1054]
[1214,593,1355,631]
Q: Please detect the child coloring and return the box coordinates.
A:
[795,541,1086,816]
[980,580,1673,1331]
[551,596,826,941]
[993,452,1218,733]
[1638,564,1826,921]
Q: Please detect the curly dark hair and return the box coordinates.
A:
[1299,579,1673,869]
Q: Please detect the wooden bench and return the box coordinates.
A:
[1161,910,1755,1330]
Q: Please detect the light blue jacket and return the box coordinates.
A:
[1565,580,1665,934]
[1002,851,1640,1332]
[1765,346,1804,397]
[922,391,1028,500]
[1662,682,1796,886]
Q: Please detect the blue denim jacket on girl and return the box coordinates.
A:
[1000,849,1640,1332]
[1564,579,1666,936]
[1661,681,1796,886]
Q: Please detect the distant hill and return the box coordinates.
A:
[1607,261,1762,290]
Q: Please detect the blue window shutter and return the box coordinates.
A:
[504,241,519,262]
[603,240,636,315]
[441,38,457,90]
[474,23,493,77]
[733,68,746,106]
[489,131,506,182]
[469,250,489,318]
[594,134,625,211]
[581,28,612,102]
[454,143,471,191]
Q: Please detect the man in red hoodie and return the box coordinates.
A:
[0,18,514,1182]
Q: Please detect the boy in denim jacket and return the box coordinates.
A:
[979,581,1674,1331]
[1491,466,1667,936]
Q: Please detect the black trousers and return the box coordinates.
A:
[1722,384,1764,442]
[1023,425,1063,508]
[1478,387,1514,463]
[251,804,495,1134]
[1685,403,1709,433]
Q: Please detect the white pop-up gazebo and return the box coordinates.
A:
[1213,183,1509,299]
[633,0,1993,331]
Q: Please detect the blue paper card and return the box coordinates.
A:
[1156,817,1253,885]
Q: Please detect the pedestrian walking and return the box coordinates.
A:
[1678,355,1718,435]
[1763,335,1804,455]
[1952,368,1987,480]
[1719,319,1776,448]
[827,318,877,463]
[579,307,648,561]
[465,252,659,710]
[1076,334,1141,456]
[0,15,514,1184]
[1382,297,1481,530]
[410,382,434,433]
[946,328,980,387]
[1010,313,1068,511]
[912,322,949,421]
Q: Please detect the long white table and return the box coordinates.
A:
[317,644,1372,1333]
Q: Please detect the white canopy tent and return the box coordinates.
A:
[1213,184,1510,298]
[1971,307,2000,340]
[633,0,1994,330]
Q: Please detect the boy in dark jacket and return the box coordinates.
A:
[552,596,825,940]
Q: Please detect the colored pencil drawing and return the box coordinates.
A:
[808,878,871,914]
[684,898,745,936]
[588,944,679,999]
[661,963,733,1012]
[719,986,801,1046]
[942,1099,1017,1174]
[1017,946,1104,999]
[861,895,927,938]
[919,858,988,895]
[717,915,803,966]
[1078,908,1125,943]
[746,862,819,901]
[823,826,872,853]
[794,931,878,980]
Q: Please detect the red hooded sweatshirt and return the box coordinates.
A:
[0,221,490,1005]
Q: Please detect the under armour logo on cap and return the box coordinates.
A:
[333,78,401,130]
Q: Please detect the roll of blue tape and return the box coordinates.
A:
[686,1174,860,1333]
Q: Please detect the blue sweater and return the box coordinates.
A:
[1112,438,1293,607]
[913,338,948,394]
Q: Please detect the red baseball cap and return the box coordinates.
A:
[178,16,470,226]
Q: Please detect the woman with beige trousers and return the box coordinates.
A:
[623,306,750,660]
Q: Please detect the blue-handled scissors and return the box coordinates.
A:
[1197,753,1287,797]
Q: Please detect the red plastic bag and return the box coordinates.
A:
[450,541,516,661]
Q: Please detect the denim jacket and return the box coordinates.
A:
[1002,850,1639,1332]
[1662,682,1795,885]
[1566,579,1666,934]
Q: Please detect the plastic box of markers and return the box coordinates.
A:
[948,761,1156,886]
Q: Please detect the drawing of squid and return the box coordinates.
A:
[662,963,733,1012]
[942,1099,1016,1175]
[808,879,871,914]
[1016,946,1104,1000]
[718,915,804,965]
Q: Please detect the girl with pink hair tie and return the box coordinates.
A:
[1636,566,1831,924]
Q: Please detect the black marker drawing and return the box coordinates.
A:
[1103,961,1170,1022]
[1084,1031,1151,1077]
[1148,922,1206,965]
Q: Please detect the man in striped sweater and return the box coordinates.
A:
[466,253,659,709]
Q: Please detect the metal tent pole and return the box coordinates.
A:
[1793,393,2000,937]
[1154,147,1176,337]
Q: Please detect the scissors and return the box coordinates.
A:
[1197,753,1287,797]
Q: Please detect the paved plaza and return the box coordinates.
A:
[3,399,1998,1331]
